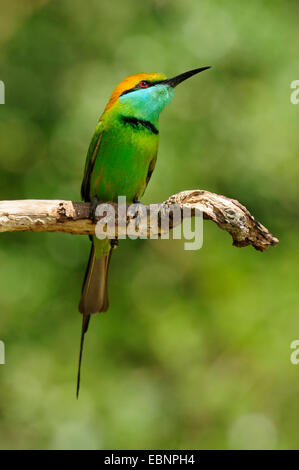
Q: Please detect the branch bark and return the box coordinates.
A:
[0,190,279,252]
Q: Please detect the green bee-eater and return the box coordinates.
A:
[77,67,211,396]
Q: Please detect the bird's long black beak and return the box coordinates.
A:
[161,66,211,88]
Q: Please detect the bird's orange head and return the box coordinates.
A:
[104,72,167,112]
[103,67,211,124]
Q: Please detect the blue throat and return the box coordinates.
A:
[118,84,174,126]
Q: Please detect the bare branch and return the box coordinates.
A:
[0,190,279,251]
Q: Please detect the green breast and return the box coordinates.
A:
[89,118,159,203]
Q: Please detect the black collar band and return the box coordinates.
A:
[120,116,159,135]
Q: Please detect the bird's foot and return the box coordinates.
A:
[110,238,118,250]
[133,196,141,204]
[90,197,99,224]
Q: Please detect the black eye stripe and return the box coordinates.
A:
[120,80,163,97]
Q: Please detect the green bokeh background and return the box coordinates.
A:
[0,0,299,450]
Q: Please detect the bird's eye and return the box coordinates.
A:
[138,80,149,88]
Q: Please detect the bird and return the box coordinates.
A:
[76,66,211,396]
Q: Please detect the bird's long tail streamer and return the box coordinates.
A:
[76,314,90,398]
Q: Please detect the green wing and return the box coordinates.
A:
[138,155,157,200]
[81,120,104,202]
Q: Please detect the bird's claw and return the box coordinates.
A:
[90,197,99,224]
[110,238,118,249]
